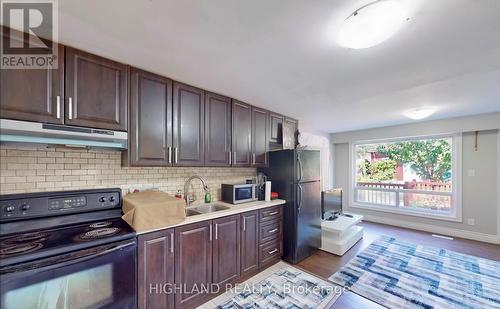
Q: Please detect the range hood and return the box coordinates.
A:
[0,119,128,149]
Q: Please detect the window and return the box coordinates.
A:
[350,134,461,221]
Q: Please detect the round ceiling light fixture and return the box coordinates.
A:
[403,107,436,120]
[338,0,410,49]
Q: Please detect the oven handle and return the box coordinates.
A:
[2,240,136,275]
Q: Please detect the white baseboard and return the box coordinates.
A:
[362,214,500,244]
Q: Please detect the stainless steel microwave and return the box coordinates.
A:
[221,184,257,204]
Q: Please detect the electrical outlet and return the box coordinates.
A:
[467,218,475,226]
[467,169,476,177]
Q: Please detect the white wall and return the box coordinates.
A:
[331,113,500,243]
[299,131,333,191]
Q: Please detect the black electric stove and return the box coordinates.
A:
[0,217,134,267]
[0,189,137,308]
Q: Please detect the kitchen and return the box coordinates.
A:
[0,17,327,309]
[2,1,499,309]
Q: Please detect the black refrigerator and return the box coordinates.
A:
[259,149,322,264]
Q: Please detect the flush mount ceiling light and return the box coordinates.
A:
[338,0,410,49]
[403,108,436,120]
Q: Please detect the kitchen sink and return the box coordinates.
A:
[185,203,230,216]
[186,209,202,216]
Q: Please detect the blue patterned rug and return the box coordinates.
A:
[329,235,500,309]
[207,262,339,308]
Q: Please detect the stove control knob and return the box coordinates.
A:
[21,204,30,212]
[4,206,15,213]
[109,196,115,203]
[99,196,106,203]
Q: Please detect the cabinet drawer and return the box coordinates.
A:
[259,206,282,223]
[259,239,282,267]
[259,220,282,243]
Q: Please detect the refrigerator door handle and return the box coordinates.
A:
[297,184,303,212]
[297,154,303,182]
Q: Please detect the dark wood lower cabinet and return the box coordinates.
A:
[213,215,240,286]
[138,208,283,309]
[137,229,175,309]
[174,221,212,309]
[240,211,259,277]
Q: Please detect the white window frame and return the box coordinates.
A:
[349,133,462,222]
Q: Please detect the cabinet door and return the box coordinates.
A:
[205,92,231,167]
[0,29,64,124]
[175,221,212,308]
[251,107,269,167]
[129,68,172,166]
[240,211,259,277]
[213,215,240,286]
[65,47,128,131]
[231,100,251,166]
[138,230,175,309]
[283,117,298,149]
[269,112,284,145]
[172,82,205,166]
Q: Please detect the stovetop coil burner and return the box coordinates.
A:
[0,242,44,257]
[78,227,121,240]
[1,232,48,245]
[89,221,112,228]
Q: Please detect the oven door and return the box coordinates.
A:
[0,239,136,309]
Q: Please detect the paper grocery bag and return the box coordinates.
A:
[122,190,186,232]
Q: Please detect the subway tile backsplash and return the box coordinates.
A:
[0,145,256,201]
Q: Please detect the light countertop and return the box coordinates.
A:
[136,199,287,235]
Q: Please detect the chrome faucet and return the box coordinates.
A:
[184,175,209,207]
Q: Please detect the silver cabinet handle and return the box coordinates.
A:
[209,224,212,241]
[174,147,178,164]
[215,223,218,240]
[170,233,174,253]
[228,151,232,165]
[168,147,172,164]
[252,153,256,165]
[268,211,278,216]
[68,97,73,119]
[56,96,61,119]
[268,248,278,255]
[268,228,278,233]
[243,218,246,231]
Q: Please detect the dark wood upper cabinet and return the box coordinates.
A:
[231,100,252,167]
[251,107,269,167]
[65,47,128,131]
[213,215,240,286]
[283,117,299,149]
[269,112,284,145]
[128,68,172,166]
[138,229,175,309]
[205,92,231,167]
[0,29,64,124]
[240,211,259,277]
[172,82,205,166]
[175,221,212,309]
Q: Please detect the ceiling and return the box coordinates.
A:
[57,0,500,133]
